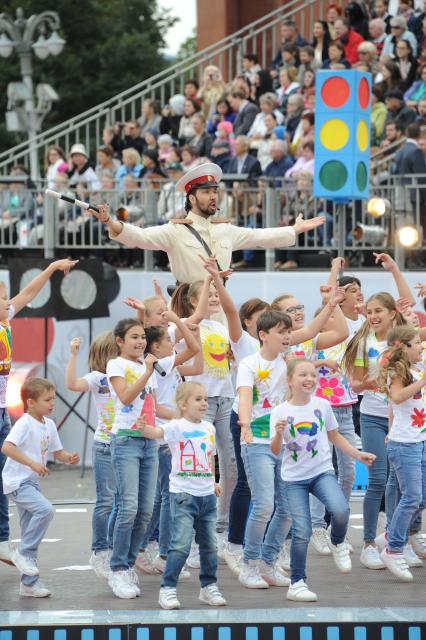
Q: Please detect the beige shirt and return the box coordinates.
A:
[109,211,296,283]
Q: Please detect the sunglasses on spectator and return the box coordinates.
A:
[284,304,305,314]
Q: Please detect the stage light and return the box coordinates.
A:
[353,223,387,245]
[6,377,23,409]
[367,197,391,218]
[397,225,421,248]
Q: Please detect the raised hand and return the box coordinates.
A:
[293,213,326,234]
[123,296,145,312]
[373,252,397,272]
[70,337,82,355]
[200,255,233,280]
[50,259,79,275]
[414,283,426,298]
[331,257,345,270]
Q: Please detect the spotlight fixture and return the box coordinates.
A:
[367,197,391,218]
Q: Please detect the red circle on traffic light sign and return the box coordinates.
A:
[358,77,370,109]
[321,77,350,108]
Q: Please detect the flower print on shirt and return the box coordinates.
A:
[316,376,345,404]
[411,407,426,430]
[285,409,324,460]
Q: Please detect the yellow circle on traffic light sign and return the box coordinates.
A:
[357,119,369,152]
[319,119,349,151]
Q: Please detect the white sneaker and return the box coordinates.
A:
[287,579,318,602]
[259,559,290,586]
[186,542,200,569]
[238,560,269,589]
[360,545,386,570]
[220,541,243,576]
[328,542,352,573]
[277,540,291,572]
[380,548,413,582]
[108,570,138,599]
[159,586,180,609]
[135,550,159,575]
[374,532,387,552]
[377,511,387,534]
[409,533,426,559]
[310,528,331,555]
[89,550,110,578]
[403,543,423,568]
[19,580,51,598]
[11,550,39,576]
[152,555,191,581]
[199,583,227,606]
[345,537,354,554]
[128,567,141,596]
[216,532,228,564]
[0,540,14,566]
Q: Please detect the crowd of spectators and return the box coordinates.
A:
[2,0,426,267]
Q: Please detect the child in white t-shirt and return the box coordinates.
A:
[270,358,375,602]
[65,331,118,579]
[138,381,226,610]
[1,378,79,597]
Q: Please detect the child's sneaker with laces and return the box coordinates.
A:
[199,583,227,606]
[11,550,39,576]
[159,586,180,609]
[310,528,331,555]
[128,567,141,596]
[220,541,243,576]
[360,545,385,569]
[403,543,423,567]
[89,550,110,578]
[408,533,426,559]
[238,559,269,589]
[108,570,138,599]
[19,579,51,598]
[259,559,290,586]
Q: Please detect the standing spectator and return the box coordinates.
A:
[271,20,308,75]
[95,145,120,189]
[116,148,143,189]
[230,91,260,136]
[405,63,426,108]
[210,140,233,173]
[188,113,213,158]
[382,16,418,57]
[372,0,393,33]
[198,66,226,121]
[322,41,352,69]
[326,3,344,39]
[242,53,262,85]
[68,144,101,192]
[248,93,284,138]
[369,18,387,55]
[312,20,332,65]
[345,1,370,39]
[385,89,418,129]
[228,135,262,185]
[285,142,315,181]
[44,145,67,189]
[183,79,200,102]
[395,40,418,92]
[178,98,200,145]
[160,94,185,139]
[334,18,365,65]
[138,99,162,135]
[265,139,294,183]
[207,97,236,136]
[394,122,426,217]
[122,120,145,156]
[251,70,274,105]
[297,46,320,83]
[276,67,301,116]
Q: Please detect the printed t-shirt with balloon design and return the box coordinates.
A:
[236,352,288,444]
[189,318,234,398]
[388,368,426,443]
[354,332,387,417]
[270,396,338,481]
[106,356,157,437]
[83,371,115,443]
[0,305,15,408]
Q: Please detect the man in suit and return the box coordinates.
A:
[394,122,426,237]
[229,91,259,136]
[227,135,262,185]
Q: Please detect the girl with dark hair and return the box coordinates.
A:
[394,39,418,92]
[312,20,332,64]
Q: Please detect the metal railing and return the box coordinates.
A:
[0,0,331,176]
[0,176,424,269]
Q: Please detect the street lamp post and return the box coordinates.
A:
[0,7,65,180]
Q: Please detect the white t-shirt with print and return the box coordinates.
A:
[230,330,259,365]
[389,368,426,443]
[2,413,63,494]
[315,341,358,407]
[354,332,387,417]
[0,305,15,408]
[270,396,338,481]
[106,356,157,437]
[189,318,234,398]
[84,371,115,443]
[155,354,183,426]
[163,417,216,496]
[288,337,317,360]
[236,351,288,444]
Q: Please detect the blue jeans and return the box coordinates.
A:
[242,443,292,564]
[284,470,349,583]
[0,409,11,542]
[310,405,357,528]
[228,410,251,544]
[162,492,217,588]
[386,440,426,553]
[141,444,172,556]
[360,413,388,542]
[10,481,54,586]
[205,396,236,533]
[386,464,423,535]
[110,435,158,572]
[92,441,115,552]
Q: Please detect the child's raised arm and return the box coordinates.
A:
[123,296,145,323]
[201,256,242,343]
[374,253,415,306]
[65,337,89,392]
[164,310,200,366]
[11,259,78,315]
[388,373,426,405]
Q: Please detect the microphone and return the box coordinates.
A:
[153,361,166,377]
[45,188,100,213]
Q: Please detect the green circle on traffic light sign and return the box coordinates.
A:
[319,161,348,191]
[356,161,368,192]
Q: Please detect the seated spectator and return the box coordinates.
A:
[357,41,380,77]
[345,1,370,39]
[140,149,167,187]
[251,70,274,105]
[276,67,301,115]
[187,113,213,158]
[393,123,426,215]
[207,97,236,135]
[143,129,158,155]
[242,53,262,85]
[167,146,182,165]
[198,65,226,120]
[157,162,186,222]
[210,139,233,173]
[395,39,418,92]
[138,99,162,136]
[216,121,235,154]
[95,145,120,189]
[312,20,332,64]
[116,148,143,189]
[383,16,418,57]
[397,0,417,32]
[157,134,175,165]
[296,46,320,83]
[120,175,145,226]
[416,96,426,121]
[228,135,262,186]
[385,89,418,129]
[248,92,284,138]
[371,87,388,144]
[68,144,101,192]
[271,19,308,76]
[372,0,393,34]
[230,90,259,136]
[285,94,306,143]
[122,120,145,156]
[183,79,200,103]
[334,18,365,64]
[369,18,387,55]
[278,42,300,71]
[44,145,67,189]
[292,110,315,155]
[285,141,315,181]
[405,64,426,108]
[300,67,316,107]
[322,41,351,69]
[160,94,185,139]
[181,145,204,172]
[264,139,294,185]
[253,112,280,170]
[380,119,404,149]
[375,58,402,94]
[326,3,343,39]
[178,98,200,145]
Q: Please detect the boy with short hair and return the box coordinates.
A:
[1,377,79,597]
